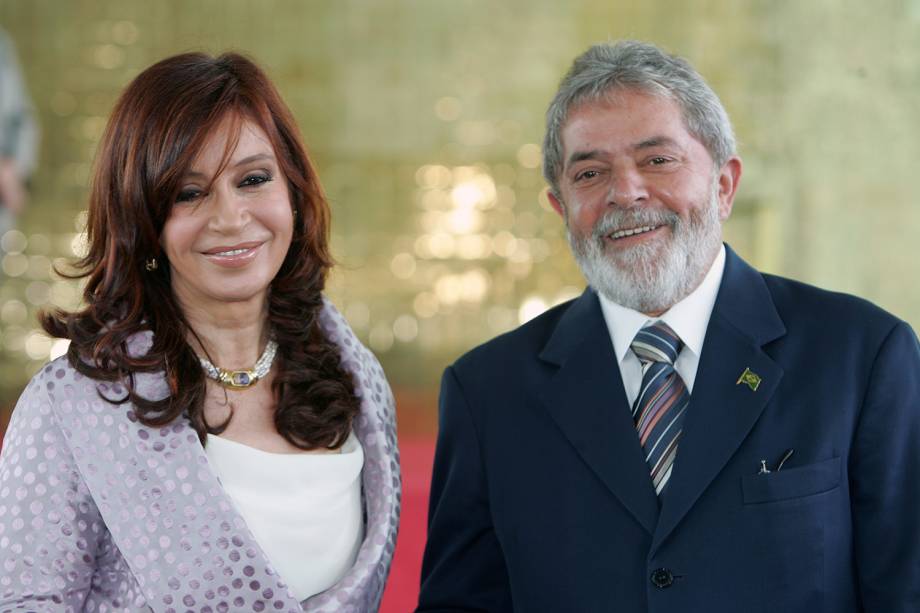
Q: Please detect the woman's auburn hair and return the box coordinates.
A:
[42,52,359,450]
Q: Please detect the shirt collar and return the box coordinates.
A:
[599,244,726,363]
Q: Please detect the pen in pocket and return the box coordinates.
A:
[758,448,795,474]
[775,448,795,471]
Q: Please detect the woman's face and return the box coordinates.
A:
[160,117,294,315]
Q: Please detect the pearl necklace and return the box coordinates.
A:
[199,339,278,390]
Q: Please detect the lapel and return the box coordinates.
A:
[65,367,305,612]
[650,246,786,554]
[538,289,660,535]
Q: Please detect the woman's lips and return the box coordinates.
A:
[201,241,264,268]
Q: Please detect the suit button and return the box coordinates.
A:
[650,568,674,588]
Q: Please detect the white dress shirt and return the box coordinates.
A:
[598,245,726,407]
[205,430,365,601]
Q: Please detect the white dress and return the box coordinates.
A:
[205,431,365,601]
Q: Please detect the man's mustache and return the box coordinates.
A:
[591,209,680,241]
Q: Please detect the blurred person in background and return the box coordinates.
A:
[0,27,38,240]
[419,40,920,612]
[0,52,399,611]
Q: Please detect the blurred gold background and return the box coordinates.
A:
[2,0,919,432]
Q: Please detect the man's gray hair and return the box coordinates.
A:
[542,40,736,197]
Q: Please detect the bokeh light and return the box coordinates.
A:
[1,1,917,418]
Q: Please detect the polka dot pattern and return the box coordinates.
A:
[0,298,401,611]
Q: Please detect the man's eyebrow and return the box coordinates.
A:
[633,136,679,150]
[565,149,604,168]
[184,153,276,178]
[565,137,681,169]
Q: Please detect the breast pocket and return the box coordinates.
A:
[739,456,842,613]
[741,456,841,504]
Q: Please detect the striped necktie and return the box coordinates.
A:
[631,322,690,496]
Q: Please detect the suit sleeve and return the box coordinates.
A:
[851,321,920,611]
[0,373,101,609]
[417,366,513,612]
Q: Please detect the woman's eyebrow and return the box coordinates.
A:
[184,153,276,178]
[231,152,275,167]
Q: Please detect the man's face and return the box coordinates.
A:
[548,88,741,315]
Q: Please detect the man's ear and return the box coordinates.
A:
[547,190,566,217]
[716,156,742,221]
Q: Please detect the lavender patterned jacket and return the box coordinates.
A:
[0,299,401,612]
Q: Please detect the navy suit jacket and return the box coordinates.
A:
[418,246,920,613]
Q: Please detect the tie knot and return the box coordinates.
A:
[631,322,683,365]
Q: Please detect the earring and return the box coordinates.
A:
[145,258,158,272]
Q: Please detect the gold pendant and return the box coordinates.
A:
[218,369,258,389]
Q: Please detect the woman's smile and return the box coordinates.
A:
[201,240,266,268]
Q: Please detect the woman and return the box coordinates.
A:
[0,53,400,611]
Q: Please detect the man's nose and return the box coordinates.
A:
[607,167,648,208]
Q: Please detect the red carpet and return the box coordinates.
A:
[379,437,435,613]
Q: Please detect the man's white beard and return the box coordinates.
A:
[566,186,723,314]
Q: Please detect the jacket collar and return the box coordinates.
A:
[537,245,785,544]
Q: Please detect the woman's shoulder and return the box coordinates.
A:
[319,297,390,385]
[4,356,84,454]
[17,356,118,419]
[318,297,395,429]
[21,354,84,403]
[16,333,167,421]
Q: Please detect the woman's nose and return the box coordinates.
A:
[208,188,249,232]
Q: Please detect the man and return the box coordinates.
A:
[418,41,920,612]
[0,28,38,239]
